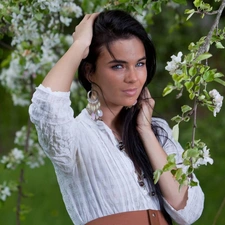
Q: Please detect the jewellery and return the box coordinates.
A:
[86,90,103,121]
[117,140,125,151]
[136,170,145,187]
[112,130,125,151]
[112,130,154,192]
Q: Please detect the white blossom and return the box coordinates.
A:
[1,148,24,169]
[62,2,82,18]
[209,89,223,117]
[0,56,22,90]
[37,0,62,12]
[26,144,46,169]
[12,94,30,106]
[177,163,189,174]
[0,186,11,201]
[193,146,213,168]
[1,156,9,164]
[64,35,73,46]
[11,7,40,46]
[70,81,79,92]
[0,3,3,9]
[135,10,147,27]
[11,148,24,161]
[60,16,72,26]
[165,52,185,75]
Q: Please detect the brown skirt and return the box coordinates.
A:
[86,209,168,225]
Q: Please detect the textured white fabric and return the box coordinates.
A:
[29,84,204,225]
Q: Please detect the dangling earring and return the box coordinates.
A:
[86,90,103,121]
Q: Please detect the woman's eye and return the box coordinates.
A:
[112,64,123,70]
[136,62,145,67]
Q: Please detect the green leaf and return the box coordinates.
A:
[184,81,194,92]
[184,116,190,122]
[195,76,201,84]
[172,73,186,83]
[190,180,198,187]
[194,85,200,92]
[184,148,200,158]
[185,53,195,62]
[172,0,187,5]
[207,105,214,112]
[34,13,43,21]
[214,72,224,78]
[172,124,179,141]
[171,115,183,123]
[186,11,195,20]
[185,9,195,14]
[153,169,162,184]
[203,71,214,82]
[142,0,149,7]
[133,5,143,15]
[198,95,205,100]
[189,66,197,76]
[195,53,212,62]
[216,42,224,49]
[162,85,174,96]
[193,0,201,7]
[151,1,162,14]
[163,162,176,172]
[215,78,225,86]
[181,105,192,113]
[200,66,205,74]
[174,168,183,180]
[167,154,176,163]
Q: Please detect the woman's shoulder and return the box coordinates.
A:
[152,117,171,130]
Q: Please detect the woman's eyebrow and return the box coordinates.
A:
[107,56,146,64]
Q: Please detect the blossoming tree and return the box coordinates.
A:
[0,0,225,224]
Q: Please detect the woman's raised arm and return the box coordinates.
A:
[42,13,99,92]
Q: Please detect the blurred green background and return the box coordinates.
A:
[1,1,225,225]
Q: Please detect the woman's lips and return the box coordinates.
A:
[122,88,137,96]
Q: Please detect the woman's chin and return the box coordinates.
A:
[124,100,137,108]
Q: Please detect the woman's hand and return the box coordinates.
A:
[137,87,155,134]
[73,13,99,59]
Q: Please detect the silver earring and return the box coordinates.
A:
[86,90,103,121]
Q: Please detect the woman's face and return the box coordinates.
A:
[90,37,147,111]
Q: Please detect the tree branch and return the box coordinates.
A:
[212,196,225,225]
[198,0,225,55]
[16,76,35,225]
[191,97,198,148]
[0,40,14,50]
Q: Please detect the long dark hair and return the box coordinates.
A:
[78,10,172,224]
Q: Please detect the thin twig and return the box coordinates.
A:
[191,97,198,148]
[198,0,225,55]
[16,169,24,225]
[0,40,14,50]
[194,10,219,15]
[212,196,225,225]
[16,76,35,225]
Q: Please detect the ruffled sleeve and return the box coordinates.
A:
[29,84,78,173]
[154,118,204,225]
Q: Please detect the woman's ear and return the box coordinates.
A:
[84,63,94,83]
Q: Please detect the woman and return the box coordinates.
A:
[29,10,204,225]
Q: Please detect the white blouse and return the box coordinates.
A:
[29,85,204,225]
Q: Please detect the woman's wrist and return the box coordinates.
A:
[137,126,155,140]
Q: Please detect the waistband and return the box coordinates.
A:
[85,209,168,225]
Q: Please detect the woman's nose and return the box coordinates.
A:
[124,68,138,83]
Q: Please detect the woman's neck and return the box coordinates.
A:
[101,105,123,136]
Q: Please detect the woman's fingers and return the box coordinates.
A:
[72,12,100,58]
